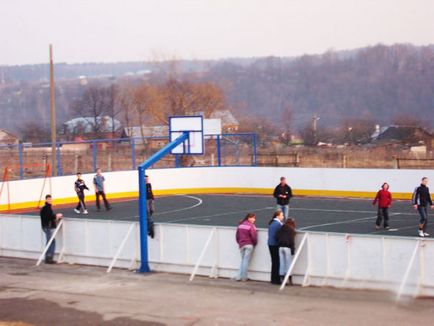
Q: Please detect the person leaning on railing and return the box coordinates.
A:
[40,194,62,264]
[234,213,257,282]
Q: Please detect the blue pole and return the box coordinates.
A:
[138,132,189,273]
[56,142,62,176]
[132,138,136,170]
[252,133,257,166]
[92,140,97,172]
[18,143,24,180]
[175,155,180,168]
[217,135,222,167]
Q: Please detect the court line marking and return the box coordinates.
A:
[129,195,203,219]
[298,213,402,231]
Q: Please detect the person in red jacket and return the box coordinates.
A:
[235,213,257,281]
[373,182,392,230]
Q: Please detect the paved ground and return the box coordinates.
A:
[0,257,433,326]
[26,194,428,238]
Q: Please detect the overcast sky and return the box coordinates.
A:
[1,0,433,65]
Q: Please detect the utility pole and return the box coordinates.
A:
[49,44,57,176]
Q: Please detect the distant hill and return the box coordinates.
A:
[1,43,433,136]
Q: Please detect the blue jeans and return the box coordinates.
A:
[277,205,289,220]
[417,206,428,231]
[42,227,56,260]
[236,244,254,280]
[279,247,293,276]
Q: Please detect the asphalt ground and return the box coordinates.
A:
[25,194,429,238]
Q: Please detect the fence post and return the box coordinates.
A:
[107,222,136,273]
[280,232,308,291]
[56,142,62,176]
[252,133,257,166]
[92,140,97,172]
[342,154,347,168]
[131,138,136,170]
[36,220,64,266]
[217,135,222,167]
[18,143,24,180]
[396,240,420,301]
[189,227,216,281]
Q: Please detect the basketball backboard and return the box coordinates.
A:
[169,116,204,155]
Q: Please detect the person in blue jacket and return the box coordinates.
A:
[268,210,284,284]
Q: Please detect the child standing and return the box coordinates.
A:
[276,218,296,285]
[235,213,257,281]
[74,172,89,214]
[373,182,392,230]
[93,168,111,211]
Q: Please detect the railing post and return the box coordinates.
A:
[18,143,24,180]
[131,138,136,170]
[36,220,64,266]
[107,222,136,273]
[280,232,308,290]
[190,227,216,282]
[252,133,257,166]
[92,140,97,172]
[56,142,62,176]
[217,135,222,167]
[396,241,420,301]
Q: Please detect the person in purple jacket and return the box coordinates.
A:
[235,213,257,281]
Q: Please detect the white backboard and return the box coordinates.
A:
[169,116,204,155]
[204,119,222,137]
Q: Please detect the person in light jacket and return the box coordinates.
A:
[235,213,257,281]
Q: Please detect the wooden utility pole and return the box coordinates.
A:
[49,44,57,176]
[312,114,319,144]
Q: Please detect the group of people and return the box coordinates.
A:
[236,175,434,284]
[39,170,156,263]
[235,177,296,284]
[372,176,433,237]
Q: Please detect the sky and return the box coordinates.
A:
[1,0,433,65]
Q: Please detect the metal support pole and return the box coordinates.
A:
[18,143,24,180]
[131,138,136,170]
[217,135,222,167]
[36,220,64,266]
[92,140,97,172]
[107,223,136,273]
[56,142,62,176]
[190,227,216,281]
[252,133,257,166]
[175,155,181,168]
[280,232,308,291]
[396,241,420,301]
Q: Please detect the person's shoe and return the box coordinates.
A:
[375,225,380,230]
[82,210,88,215]
[384,226,390,230]
[418,230,425,237]
[74,208,80,214]
[106,206,112,211]
[45,258,56,264]
[424,232,430,237]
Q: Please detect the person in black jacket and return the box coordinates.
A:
[40,195,62,264]
[412,177,434,237]
[74,172,89,214]
[273,177,293,220]
[276,218,296,284]
[146,175,155,238]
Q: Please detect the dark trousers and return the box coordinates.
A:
[96,191,110,210]
[76,192,86,210]
[417,206,428,231]
[268,245,280,284]
[375,207,389,228]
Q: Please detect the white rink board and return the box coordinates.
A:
[1,214,434,298]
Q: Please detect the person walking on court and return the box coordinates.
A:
[273,177,293,220]
[74,172,89,214]
[268,210,284,284]
[93,168,111,211]
[412,177,434,237]
[373,182,392,230]
[235,213,257,281]
[40,194,62,264]
[276,218,296,285]
[146,175,155,238]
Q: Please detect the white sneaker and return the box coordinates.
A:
[82,210,88,215]
[424,232,430,237]
[418,230,425,237]
[74,209,80,214]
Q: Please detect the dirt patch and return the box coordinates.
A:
[0,298,164,326]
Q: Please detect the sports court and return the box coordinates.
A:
[26,193,424,238]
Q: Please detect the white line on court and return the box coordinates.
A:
[298,213,402,231]
[154,195,203,216]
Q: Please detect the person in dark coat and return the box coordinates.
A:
[268,210,284,284]
[276,218,296,285]
[146,175,155,238]
[412,177,434,237]
[273,177,293,220]
[40,194,62,264]
[74,172,89,214]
